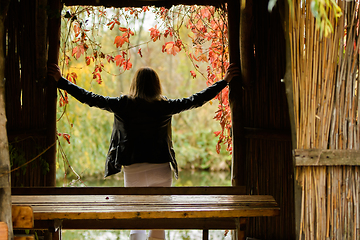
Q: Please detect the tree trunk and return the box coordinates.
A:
[0,1,13,239]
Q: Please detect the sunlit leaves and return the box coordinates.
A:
[61,5,231,154]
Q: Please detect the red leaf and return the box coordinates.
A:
[123,59,132,70]
[114,35,129,48]
[190,70,196,79]
[85,56,92,65]
[149,25,161,42]
[59,91,68,107]
[163,42,181,56]
[137,48,142,57]
[93,72,102,84]
[58,133,71,144]
[114,54,124,66]
[106,55,114,63]
[66,72,78,84]
[72,44,85,59]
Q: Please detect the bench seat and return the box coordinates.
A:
[11,187,279,240]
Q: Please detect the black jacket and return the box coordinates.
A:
[57,77,228,178]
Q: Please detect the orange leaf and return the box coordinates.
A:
[190,70,196,79]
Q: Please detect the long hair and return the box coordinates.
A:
[128,67,164,102]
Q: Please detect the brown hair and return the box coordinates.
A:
[128,67,164,102]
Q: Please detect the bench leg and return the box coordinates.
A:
[232,218,246,240]
[202,229,209,240]
[43,227,60,240]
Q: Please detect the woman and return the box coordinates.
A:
[48,63,239,240]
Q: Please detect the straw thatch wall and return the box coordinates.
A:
[290,0,360,239]
[241,1,295,239]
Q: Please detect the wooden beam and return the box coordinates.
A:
[63,0,227,8]
[34,218,239,230]
[294,149,360,166]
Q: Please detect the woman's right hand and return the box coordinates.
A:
[224,63,241,83]
[47,64,62,82]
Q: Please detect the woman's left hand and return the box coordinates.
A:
[224,64,241,83]
[47,64,62,82]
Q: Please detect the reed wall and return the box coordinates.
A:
[5,0,51,187]
[290,0,360,239]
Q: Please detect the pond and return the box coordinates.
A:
[57,170,233,240]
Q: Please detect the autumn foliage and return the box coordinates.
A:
[60,5,231,154]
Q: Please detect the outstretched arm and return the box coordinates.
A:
[164,64,240,114]
[47,64,121,113]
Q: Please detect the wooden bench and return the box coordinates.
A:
[12,187,280,240]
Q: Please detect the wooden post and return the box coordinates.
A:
[228,0,245,195]
[228,0,246,239]
[0,1,13,239]
[46,0,62,187]
[280,1,299,239]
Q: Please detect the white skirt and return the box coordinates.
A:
[123,162,172,187]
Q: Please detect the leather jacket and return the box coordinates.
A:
[57,77,228,178]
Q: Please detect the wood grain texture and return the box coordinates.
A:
[12,205,34,229]
[294,149,360,166]
[12,195,279,221]
[0,222,8,239]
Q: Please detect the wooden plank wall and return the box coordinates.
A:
[4,0,52,187]
[241,1,295,239]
